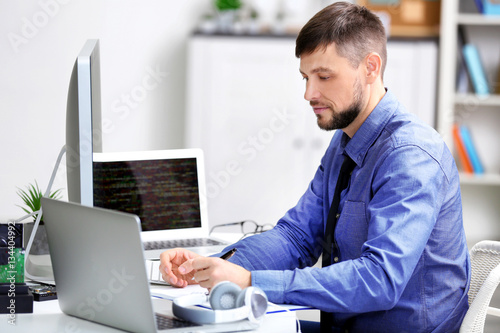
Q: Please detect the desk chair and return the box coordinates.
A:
[460,240,500,333]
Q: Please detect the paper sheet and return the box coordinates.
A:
[150,284,312,313]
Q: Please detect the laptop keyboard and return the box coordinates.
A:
[145,238,227,284]
[143,238,226,251]
[155,313,200,330]
[147,259,168,284]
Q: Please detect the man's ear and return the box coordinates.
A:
[365,52,382,84]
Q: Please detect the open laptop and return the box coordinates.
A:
[92,148,228,259]
[40,197,258,332]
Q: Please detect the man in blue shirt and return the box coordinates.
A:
[160,2,470,332]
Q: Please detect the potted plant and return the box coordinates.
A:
[17,181,62,254]
[215,0,242,11]
[214,0,242,33]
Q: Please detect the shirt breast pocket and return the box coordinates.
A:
[336,201,367,260]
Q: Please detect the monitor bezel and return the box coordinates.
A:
[92,148,211,241]
[65,39,103,206]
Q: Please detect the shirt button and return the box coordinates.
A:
[336,213,340,219]
[333,257,339,262]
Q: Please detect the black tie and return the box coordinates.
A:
[320,154,356,332]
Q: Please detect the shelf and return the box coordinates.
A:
[460,172,500,185]
[192,30,298,39]
[457,13,500,26]
[438,0,500,249]
[455,93,500,106]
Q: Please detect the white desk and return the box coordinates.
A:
[0,286,298,333]
[3,233,305,332]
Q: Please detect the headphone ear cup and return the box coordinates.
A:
[235,286,267,308]
[237,286,269,323]
[209,281,242,310]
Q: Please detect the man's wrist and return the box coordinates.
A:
[251,270,285,304]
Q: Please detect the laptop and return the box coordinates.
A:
[40,197,258,332]
[92,148,228,259]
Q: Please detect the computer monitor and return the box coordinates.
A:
[65,39,102,206]
[24,40,102,281]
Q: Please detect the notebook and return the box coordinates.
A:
[92,148,228,259]
[40,197,258,332]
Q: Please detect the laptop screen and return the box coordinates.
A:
[93,156,202,232]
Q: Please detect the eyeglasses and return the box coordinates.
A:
[209,220,273,240]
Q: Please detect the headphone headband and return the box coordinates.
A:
[172,282,268,325]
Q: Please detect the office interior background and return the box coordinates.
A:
[1,0,500,251]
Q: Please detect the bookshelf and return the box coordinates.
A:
[459,172,500,186]
[455,93,500,106]
[457,13,500,25]
[437,0,500,247]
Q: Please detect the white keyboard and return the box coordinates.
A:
[143,237,226,251]
[146,259,169,285]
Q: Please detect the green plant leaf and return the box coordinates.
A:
[16,180,63,223]
[215,0,241,11]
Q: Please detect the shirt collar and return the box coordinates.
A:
[341,89,399,166]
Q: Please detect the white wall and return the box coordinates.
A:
[0,0,323,223]
[0,0,208,222]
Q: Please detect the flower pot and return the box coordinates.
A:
[23,222,50,255]
[217,10,237,33]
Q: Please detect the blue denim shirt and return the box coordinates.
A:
[223,90,470,332]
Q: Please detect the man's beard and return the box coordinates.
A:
[316,79,363,131]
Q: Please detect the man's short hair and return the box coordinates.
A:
[296,2,387,78]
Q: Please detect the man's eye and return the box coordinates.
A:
[320,76,330,80]
[302,77,308,81]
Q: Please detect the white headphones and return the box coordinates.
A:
[172,281,268,325]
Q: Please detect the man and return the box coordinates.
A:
[160,2,470,332]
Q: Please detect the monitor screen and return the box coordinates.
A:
[93,158,202,231]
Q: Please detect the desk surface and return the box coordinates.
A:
[3,232,301,332]
[1,287,298,333]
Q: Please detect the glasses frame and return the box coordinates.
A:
[209,220,273,240]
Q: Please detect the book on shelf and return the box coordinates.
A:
[496,60,500,94]
[459,125,484,174]
[462,44,490,95]
[474,0,500,15]
[456,26,472,94]
[474,0,484,13]
[452,124,473,174]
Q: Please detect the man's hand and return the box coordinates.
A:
[159,248,251,291]
[180,256,252,291]
[159,248,201,288]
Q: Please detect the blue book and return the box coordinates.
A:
[462,44,490,95]
[460,125,484,174]
[474,0,484,13]
[474,0,500,15]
